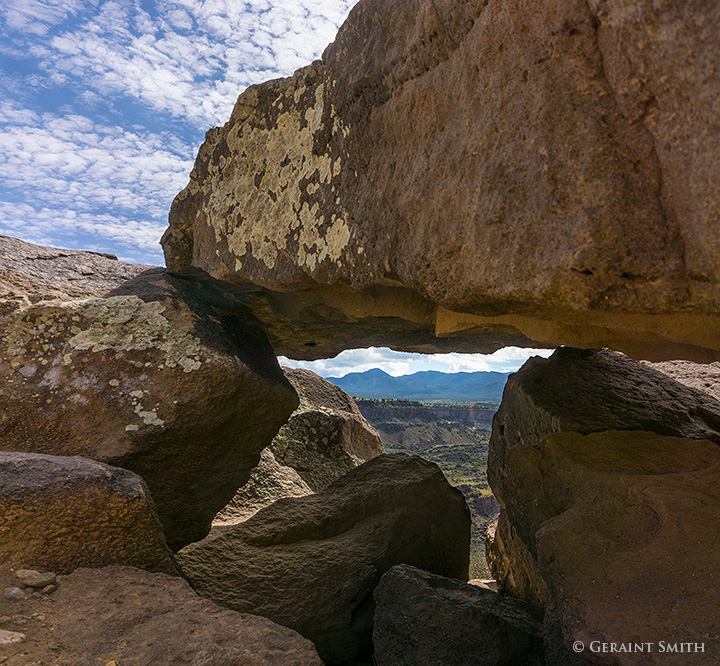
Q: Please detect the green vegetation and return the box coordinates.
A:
[357,399,500,579]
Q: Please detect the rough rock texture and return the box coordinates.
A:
[215,368,382,524]
[649,359,720,401]
[373,564,544,666]
[489,348,720,664]
[177,454,471,665]
[0,236,298,550]
[0,452,175,575]
[214,448,312,525]
[163,0,720,362]
[0,565,323,666]
[485,514,546,607]
[269,368,384,490]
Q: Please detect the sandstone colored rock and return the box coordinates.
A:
[269,368,384,490]
[0,452,176,575]
[485,514,546,607]
[177,454,471,665]
[215,368,383,525]
[30,566,323,666]
[0,236,298,549]
[214,448,312,525]
[535,431,720,666]
[488,348,720,664]
[373,564,544,666]
[163,0,720,362]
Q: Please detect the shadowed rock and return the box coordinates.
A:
[216,368,383,525]
[177,454,471,665]
[0,236,298,550]
[27,566,324,665]
[373,564,544,666]
[488,348,720,664]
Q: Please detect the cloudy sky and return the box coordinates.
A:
[0,0,358,263]
[279,346,554,378]
[0,0,551,376]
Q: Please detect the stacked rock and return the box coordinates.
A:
[3,570,58,601]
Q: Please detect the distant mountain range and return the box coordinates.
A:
[325,368,509,402]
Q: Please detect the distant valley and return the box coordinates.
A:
[355,398,500,578]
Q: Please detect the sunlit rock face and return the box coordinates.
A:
[163,0,720,362]
[0,236,298,550]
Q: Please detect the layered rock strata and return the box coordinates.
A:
[162,1,720,362]
[0,236,298,549]
[178,454,471,665]
[488,348,720,664]
[0,452,176,575]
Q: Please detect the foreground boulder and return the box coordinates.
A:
[163,1,720,362]
[0,236,298,549]
[373,564,544,666]
[0,452,175,575]
[216,368,383,525]
[489,348,720,664]
[178,454,470,665]
[0,566,323,665]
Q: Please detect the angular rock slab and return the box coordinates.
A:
[214,448,313,525]
[488,348,720,664]
[373,564,544,666]
[485,514,546,608]
[41,566,323,666]
[0,236,298,550]
[0,452,176,575]
[488,347,720,556]
[215,368,383,525]
[163,1,720,362]
[177,454,471,665]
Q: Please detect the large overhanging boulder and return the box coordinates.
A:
[0,236,298,550]
[162,0,720,362]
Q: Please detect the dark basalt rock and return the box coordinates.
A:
[373,564,544,666]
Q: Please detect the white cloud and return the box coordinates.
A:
[279,346,555,378]
[25,0,359,126]
[0,101,193,262]
[0,0,85,36]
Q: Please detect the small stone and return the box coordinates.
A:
[41,585,57,595]
[106,661,119,666]
[48,641,60,650]
[16,570,56,588]
[29,591,45,600]
[3,588,25,602]
[0,628,26,645]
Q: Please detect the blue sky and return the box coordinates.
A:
[0,0,552,375]
[0,0,358,264]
